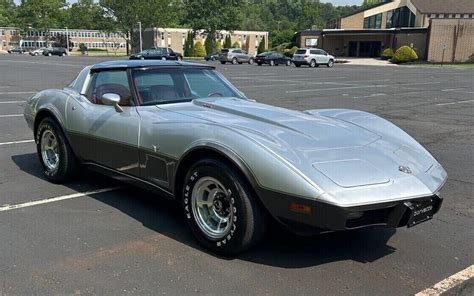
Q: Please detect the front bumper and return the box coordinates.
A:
[257,188,443,235]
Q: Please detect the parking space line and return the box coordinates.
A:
[0,114,23,118]
[0,139,34,146]
[441,88,474,94]
[0,100,24,104]
[287,81,441,93]
[0,92,36,95]
[415,265,474,296]
[0,187,121,212]
[436,99,474,106]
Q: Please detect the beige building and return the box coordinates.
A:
[0,27,127,52]
[139,28,269,56]
[317,0,474,62]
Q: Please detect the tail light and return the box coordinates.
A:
[304,55,309,58]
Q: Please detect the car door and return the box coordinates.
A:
[66,69,141,176]
[318,49,330,63]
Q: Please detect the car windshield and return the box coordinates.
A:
[132,68,242,105]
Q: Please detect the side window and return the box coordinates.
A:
[87,70,132,106]
[310,49,318,55]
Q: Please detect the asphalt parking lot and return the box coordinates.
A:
[0,54,473,295]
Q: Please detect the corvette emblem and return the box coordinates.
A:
[398,165,412,174]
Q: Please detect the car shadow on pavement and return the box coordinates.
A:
[12,152,397,268]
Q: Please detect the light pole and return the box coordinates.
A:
[138,21,143,52]
[277,21,282,31]
[65,27,69,52]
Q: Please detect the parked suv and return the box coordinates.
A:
[218,48,254,65]
[292,48,335,68]
[7,47,25,54]
[43,47,67,56]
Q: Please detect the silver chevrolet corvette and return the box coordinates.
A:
[24,60,447,255]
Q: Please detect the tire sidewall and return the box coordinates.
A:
[182,160,250,253]
[36,119,66,180]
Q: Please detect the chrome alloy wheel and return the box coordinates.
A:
[191,177,234,239]
[40,129,59,171]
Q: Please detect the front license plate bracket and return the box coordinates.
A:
[405,198,437,228]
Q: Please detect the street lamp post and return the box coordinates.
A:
[138,21,143,52]
[65,27,69,52]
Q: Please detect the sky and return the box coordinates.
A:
[13,0,364,6]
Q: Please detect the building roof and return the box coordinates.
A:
[91,60,213,71]
[411,0,474,14]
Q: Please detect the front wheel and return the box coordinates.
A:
[327,59,334,67]
[232,58,238,65]
[269,60,275,66]
[182,158,267,255]
[286,60,291,66]
[248,58,254,65]
[36,118,78,183]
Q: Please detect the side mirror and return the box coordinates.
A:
[101,93,123,113]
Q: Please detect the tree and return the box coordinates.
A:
[224,35,232,48]
[64,0,112,31]
[51,33,73,49]
[257,36,266,54]
[193,41,206,57]
[204,36,212,54]
[100,0,175,54]
[232,41,240,48]
[184,31,194,57]
[17,0,67,46]
[363,0,382,8]
[182,0,243,53]
[215,40,222,52]
[0,0,16,27]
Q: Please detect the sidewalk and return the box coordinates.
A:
[338,57,397,66]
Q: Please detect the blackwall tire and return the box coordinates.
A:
[36,118,78,183]
[182,158,267,255]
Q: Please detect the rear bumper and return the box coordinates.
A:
[292,59,309,65]
[257,187,443,235]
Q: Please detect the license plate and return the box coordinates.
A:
[405,198,436,227]
[294,56,303,60]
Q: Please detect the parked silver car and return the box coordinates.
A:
[24,60,447,255]
[218,48,254,65]
[30,47,47,56]
[293,48,335,68]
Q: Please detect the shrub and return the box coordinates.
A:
[257,36,266,54]
[391,46,418,63]
[232,41,240,48]
[204,37,213,55]
[224,35,232,48]
[467,53,474,63]
[381,48,394,60]
[193,41,206,57]
[184,31,195,57]
[79,43,87,54]
[284,46,298,57]
[216,40,222,52]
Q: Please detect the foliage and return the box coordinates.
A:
[362,0,382,8]
[257,36,266,54]
[65,0,113,31]
[287,46,298,57]
[182,0,243,53]
[51,33,73,49]
[0,0,16,26]
[381,48,394,60]
[232,41,240,48]
[184,31,194,57]
[391,46,418,63]
[79,43,87,54]
[193,41,206,57]
[468,53,474,63]
[204,36,213,54]
[16,0,67,38]
[215,40,222,52]
[224,35,232,48]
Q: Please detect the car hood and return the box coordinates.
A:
[160,97,445,205]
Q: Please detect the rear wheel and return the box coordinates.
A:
[309,59,317,68]
[286,60,291,66]
[48,52,52,57]
[269,60,275,66]
[36,118,78,183]
[182,158,267,255]
[232,58,238,65]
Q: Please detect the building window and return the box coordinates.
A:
[386,6,415,28]
[364,13,382,29]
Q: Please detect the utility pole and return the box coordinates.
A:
[138,21,143,52]
[66,27,69,53]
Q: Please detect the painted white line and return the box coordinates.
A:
[415,264,474,296]
[0,60,84,67]
[353,93,386,99]
[436,99,474,106]
[0,187,121,212]
[0,100,24,104]
[441,88,474,94]
[0,92,36,95]
[0,114,23,118]
[287,82,441,93]
[0,139,34,146]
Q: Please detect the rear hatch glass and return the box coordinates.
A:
[220,49,229,55]
[295,49,307,55]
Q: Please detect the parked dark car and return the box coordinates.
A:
[204,52,219,61]
[7,47,26,54]
[255,51,292,66]
[129,48,183,61]
[42,47,67,57]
